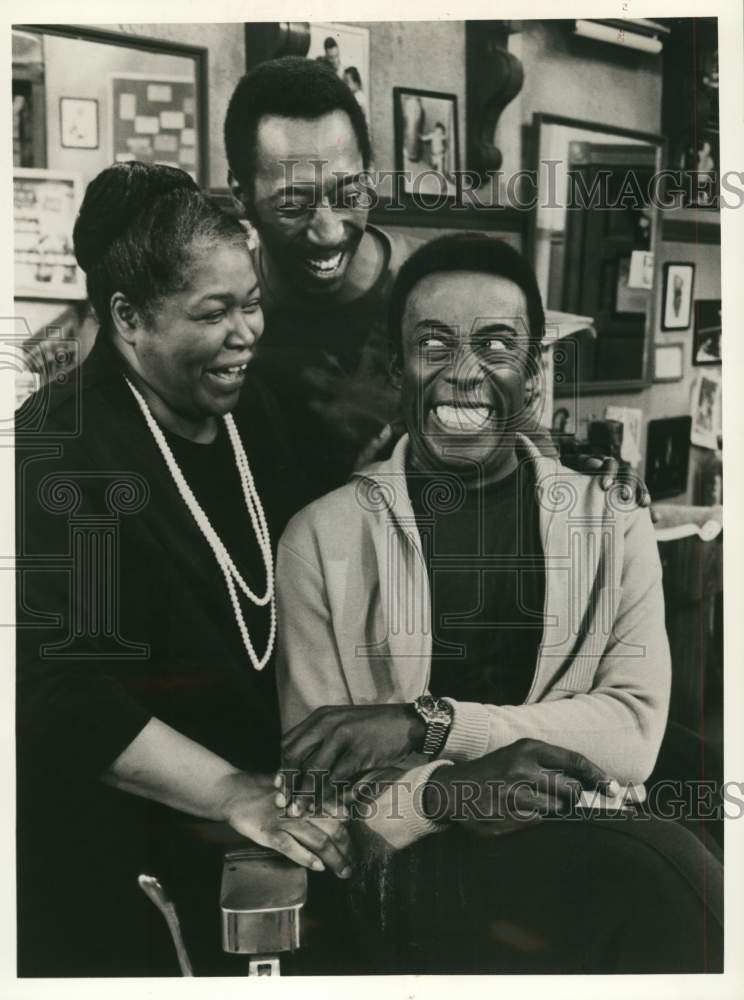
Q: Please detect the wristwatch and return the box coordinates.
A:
[412,695,454,757]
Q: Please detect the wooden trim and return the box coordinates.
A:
[661,218,721,245]
[367,199,525,233]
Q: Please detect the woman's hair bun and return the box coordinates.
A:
[73,161,198,273]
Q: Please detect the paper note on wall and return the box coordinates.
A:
[154,133,179,153]
[119,93,136,121]
[181,128,195,146]
[134,116,159,135]
[127,136,153,154]
[183,97,195,115]
[147,83,173,103]
[160,110,185,130]
[628,250,654,289]
[179,145,196,167]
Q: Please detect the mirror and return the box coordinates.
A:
[12,24,207,186]
[529,114,663,394]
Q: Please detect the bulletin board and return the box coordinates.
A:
[110,73,199,180]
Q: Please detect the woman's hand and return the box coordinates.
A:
[280,704,425,806]
[217,771,353,878]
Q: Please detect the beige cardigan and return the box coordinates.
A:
[276,434,671,848]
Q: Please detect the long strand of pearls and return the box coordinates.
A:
[125,378,275,671]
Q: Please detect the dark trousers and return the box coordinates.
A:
[19,810,722,976]
[292,813,723,976]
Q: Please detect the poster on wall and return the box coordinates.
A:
[14,168,86,300]
[110,73,199,181]
[307,23,370,130]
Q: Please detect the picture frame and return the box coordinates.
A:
[661,262,695,330]
[307,23,370,131]
[690,370,722,450]
[394,87,460,199]
[692,298,722,366]
[653,342,685,382]
[59,97,99,149]
[14,167,86,300]
[13,24,210,189]
[645,416,693,500]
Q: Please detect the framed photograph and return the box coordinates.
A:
[14,168,86,300]
[661,262,695,330]
[645,416,693,500]
[653,342,685,382]
[59,97,99,149]
[394,87,460,198]
[692,298,722,365]
[307,23,370,129]
[690,370,722,449]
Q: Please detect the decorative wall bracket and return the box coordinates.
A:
[465,20,524,174]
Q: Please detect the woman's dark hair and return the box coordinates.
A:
[73,161,249,334]
[388,233,546,363]
[224,56,371,199]
[344,66,362,88]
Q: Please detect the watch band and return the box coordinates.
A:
[422,721,449,756]
[413,696,454,757]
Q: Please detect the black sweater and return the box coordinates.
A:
[15,335,306,974]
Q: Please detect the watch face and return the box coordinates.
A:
[417,695,452,725]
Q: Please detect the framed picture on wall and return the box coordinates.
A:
[645,416,692,500]
[692,299,722,365]
[661,262,695,330]
[307,23,371,130]
[59,97,99,149]
[394,87,460,199]
[14,168,86,299]
[653,342,685,382]
[690,370,722,449]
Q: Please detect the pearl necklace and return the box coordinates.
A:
[126,378,275,671]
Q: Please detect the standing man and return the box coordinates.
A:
[224,56,647,504]
[225,56,420,498]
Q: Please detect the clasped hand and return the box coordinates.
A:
[278,704,424,809]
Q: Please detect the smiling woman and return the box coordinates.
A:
[15,161,351,976]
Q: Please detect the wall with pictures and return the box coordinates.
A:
[500,21,719,504]
[15,21,245,342]
[358,21,467,180]
[499,20,663,179]
[569,231,721,505]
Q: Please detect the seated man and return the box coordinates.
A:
[275,234,722,974]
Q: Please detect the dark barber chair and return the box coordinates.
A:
[140,842,307,976]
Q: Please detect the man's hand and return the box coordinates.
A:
[422,738,619,836]
[217,771,353,878]
[280,704,425,806]
[563,454,651,508]
[301,332,400,448]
